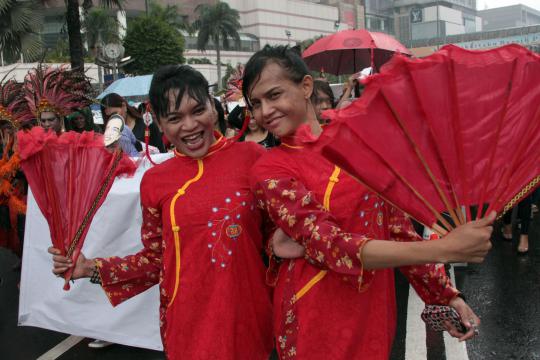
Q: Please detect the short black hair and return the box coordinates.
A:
[149,65,211,120]
[311,80,335,107]
[100,92,142,125]
[242,45,310,109]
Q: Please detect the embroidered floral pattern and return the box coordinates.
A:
[388,206,459,305]
[207,190,255,268]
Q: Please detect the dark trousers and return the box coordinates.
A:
[503,193,533,235]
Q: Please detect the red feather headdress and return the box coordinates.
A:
[0,76,31,128]
[21,65,93,123]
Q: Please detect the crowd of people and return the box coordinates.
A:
[0,45,536,359]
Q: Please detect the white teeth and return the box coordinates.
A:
[183,132,203,143]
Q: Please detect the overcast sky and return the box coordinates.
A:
[478,0,540,11]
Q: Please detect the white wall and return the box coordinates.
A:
[424,6,463,25]
[225,0,338,45]
[446,22,466,35]
[475,16,483,32]
[189,63,229,86]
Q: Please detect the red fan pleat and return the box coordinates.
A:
[320,44,540,232]
[18,127,137,290]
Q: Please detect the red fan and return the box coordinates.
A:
[319,44,540,234]
[18,127,137,289]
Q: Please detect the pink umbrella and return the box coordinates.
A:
[302,29,412,75]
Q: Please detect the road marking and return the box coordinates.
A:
[444,265,470,360]
[36,335,85,360]
[405,285,427,359]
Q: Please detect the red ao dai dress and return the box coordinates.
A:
[250,125,459,360]
[94,137,274,359]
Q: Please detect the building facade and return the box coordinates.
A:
[392,0,481,46]
[479,4,540,31]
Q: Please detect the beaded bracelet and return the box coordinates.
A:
[89,266,101,285]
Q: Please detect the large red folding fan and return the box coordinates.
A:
[319,44,540,234]
[18,127,137,289]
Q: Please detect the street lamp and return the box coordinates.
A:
[285,30,292,45]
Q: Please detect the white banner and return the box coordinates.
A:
[18,154,173,351]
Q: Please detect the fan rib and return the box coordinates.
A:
[404,61,465,225]
[42,148,65,254]
[447,58,471,221]
[379,89,462,227]
[63,149,124,290]
[475,59,518,220]
[341,168,449,236]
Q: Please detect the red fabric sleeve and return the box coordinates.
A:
[388,207,459,305]
[250,155,375,290]
[95,179,162,307]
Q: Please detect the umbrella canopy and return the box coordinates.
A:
[302,29,411,75]
[97,75,153,99]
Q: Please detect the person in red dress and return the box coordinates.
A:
[242,46,494,359]
[49,65,273,359]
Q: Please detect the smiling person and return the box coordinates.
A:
[48,65,273,359]
[244,46,494,360]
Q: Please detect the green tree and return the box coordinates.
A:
[149,0,191,34]
[60,0,123,72]
[123,16,185,76]
[82,8,120,58]
[297,35,324,53]
[43,37,70,63]
[0,0,43,63]
[194,2,241,90]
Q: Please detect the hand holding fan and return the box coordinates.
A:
[18,127,137,289]
[319,44,540,234]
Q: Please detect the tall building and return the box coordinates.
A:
[479,4,540,31]
[225,0,339,47]
[392,0,481,45]
[363,0,394,34]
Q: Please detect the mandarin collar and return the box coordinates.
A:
[279,124,320,149]
[173,131,229,160]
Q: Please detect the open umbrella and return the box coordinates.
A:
[302,29,411,75]
[97,75,153,99]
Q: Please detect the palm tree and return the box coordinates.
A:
[0,0,43,64]
[63,0,123,72]
[82,7,120,58]
[149,1,191,34]
[194,2,241,90]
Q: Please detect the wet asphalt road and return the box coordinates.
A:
[1,211,538,360]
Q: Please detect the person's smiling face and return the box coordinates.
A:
[248,62,313,137]
[157,89,217,158]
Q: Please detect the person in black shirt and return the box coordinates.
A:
[227,105,279,148]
